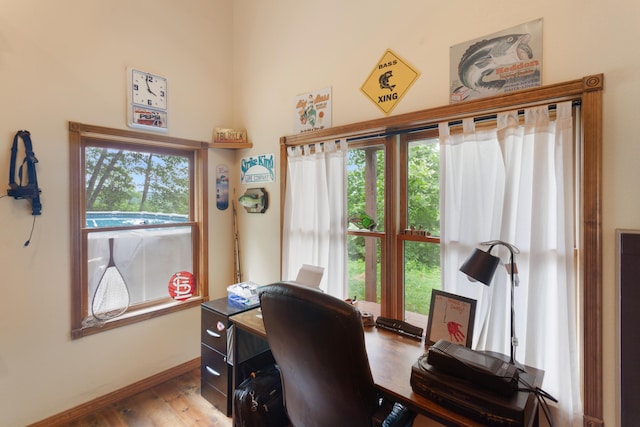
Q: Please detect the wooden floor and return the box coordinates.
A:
[65,369,233,427]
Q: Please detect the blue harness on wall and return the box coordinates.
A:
[7,130,42,216]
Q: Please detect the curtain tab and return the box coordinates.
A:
[556,101,572,119]
[463,117,475,135]
[438,122,450,138]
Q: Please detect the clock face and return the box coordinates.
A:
[131,69,167,110]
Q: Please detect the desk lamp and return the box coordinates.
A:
[459,240,520,366]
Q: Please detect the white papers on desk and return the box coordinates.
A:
[292,264,324,289]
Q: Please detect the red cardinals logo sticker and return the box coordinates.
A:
[168,271,195,301]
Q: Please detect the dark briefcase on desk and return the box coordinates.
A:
[233,364,290,427]
[410,358,536,427]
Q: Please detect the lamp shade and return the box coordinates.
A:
[459,248,500,286]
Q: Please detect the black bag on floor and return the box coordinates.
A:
[233,364,290,427]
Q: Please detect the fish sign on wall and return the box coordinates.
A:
[239,188,268,213]
[449,18,542,103]
[361,49,420,115]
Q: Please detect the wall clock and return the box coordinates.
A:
[127,68,168,132]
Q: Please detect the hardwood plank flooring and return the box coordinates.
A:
[65,369,232,427]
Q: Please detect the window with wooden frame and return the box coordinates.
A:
[281,75,604,426]
[345,132,441,327]
[69,122,208,339]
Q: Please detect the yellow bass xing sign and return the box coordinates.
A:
[361,49,420,115]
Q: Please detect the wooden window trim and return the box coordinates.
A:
[280,74,604,426]
[69,122,209,339]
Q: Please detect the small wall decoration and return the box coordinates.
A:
[168,271,195,301]
[294,87,332,133]
[215,164,229,210]
[426,290,476,347]
[130,107,168,131]
[238,188,268,213]
[361,49,420,115]
[449,18,542,103]
[241,153,275,184]
[213,127,247,144]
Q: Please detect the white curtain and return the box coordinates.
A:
[439,102,582,426]
[282,140,347,296]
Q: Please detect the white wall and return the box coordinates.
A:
[232,1,640,426]
[1,0,636,425]
[0,1,236,426]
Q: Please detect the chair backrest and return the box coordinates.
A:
[259,282,378,427]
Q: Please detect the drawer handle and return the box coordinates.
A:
[206,366,221,377]
[206,329,221,338]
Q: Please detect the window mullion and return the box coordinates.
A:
[383,136,400,318]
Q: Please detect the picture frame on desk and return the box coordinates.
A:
[426,290,476,348]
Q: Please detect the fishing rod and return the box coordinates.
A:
[232,189,242,283]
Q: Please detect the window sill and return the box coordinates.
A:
[358,300,428,332]
[71,296,205,339]
[398,233,440,244]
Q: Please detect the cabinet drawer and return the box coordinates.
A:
[201,381,230,416]
[201,344,229,393]
[201,308,228,354]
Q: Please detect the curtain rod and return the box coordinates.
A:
[341,100,581,144]
[288,100,581,147]
[282,76,598,148]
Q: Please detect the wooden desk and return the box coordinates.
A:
[231,308,540,427]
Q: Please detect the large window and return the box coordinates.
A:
[281,75,604,426]
[69,122,208,338]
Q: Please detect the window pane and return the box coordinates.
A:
[85,147,190,227]
[87,227,194,309]
[347,145,385,231]
[347,235,381,303]
[404,137,440,325]
[404,240,440,318]
[407,139,439,236]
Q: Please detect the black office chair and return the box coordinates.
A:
[259,282,416,427]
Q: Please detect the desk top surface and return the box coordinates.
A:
[231,307,541,427]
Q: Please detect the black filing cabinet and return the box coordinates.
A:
[200,297,258,416]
